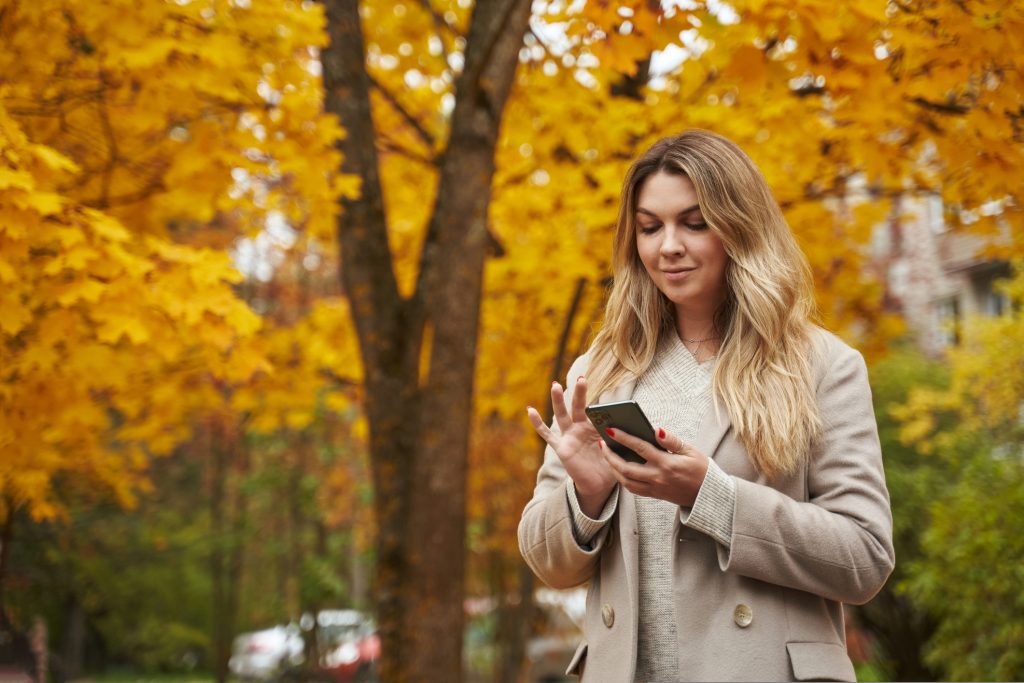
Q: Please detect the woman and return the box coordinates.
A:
[518,130,894,682]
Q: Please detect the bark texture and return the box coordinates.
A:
[319,0,532,680]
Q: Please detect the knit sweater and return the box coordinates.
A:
[566,334,737,683]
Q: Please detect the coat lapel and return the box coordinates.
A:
[693,396,732,462]
[598,376,733,625]
[599,379,641,618]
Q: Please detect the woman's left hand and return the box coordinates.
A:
[600,427,709,508]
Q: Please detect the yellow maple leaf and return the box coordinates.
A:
[12,190,62,216]
[0,297,32,335]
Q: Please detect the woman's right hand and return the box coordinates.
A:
[527,377,618,515]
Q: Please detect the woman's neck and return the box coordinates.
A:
[674,311,720,361]
[674,314,717,343]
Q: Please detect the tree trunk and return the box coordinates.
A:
[209,418,230,683]
[60,595,86,682]
[497,278,588,683]
[226,425,248,677]
[319,0,531,680]
[857,591,938,680]
[0,508,12,610]
[209,416,246,683]
[321,2,417,679]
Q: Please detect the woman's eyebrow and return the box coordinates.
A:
[636,204,701,217]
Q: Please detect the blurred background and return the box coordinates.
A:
[1,0,1022,682]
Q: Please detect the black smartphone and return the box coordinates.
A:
[584,400,658,464]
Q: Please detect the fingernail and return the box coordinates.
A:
[658,428,666,439]
[605,428,615,437]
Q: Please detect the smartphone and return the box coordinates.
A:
[584,400,659,464]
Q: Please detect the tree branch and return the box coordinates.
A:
[909,96,970,115]
[83,177,166,209]
[610,58,652,100]
[319,0,403,358]
[367,73,437,151]
[94,76,119,209]
[458,0,526,110]
[378,135,439,167]
[418,0,459,43]
[792,84,826,98]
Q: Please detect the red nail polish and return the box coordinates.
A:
[658,428,666,439]
[605,428,615,437]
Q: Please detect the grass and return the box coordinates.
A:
[69,672,215,683]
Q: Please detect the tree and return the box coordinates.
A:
[1,2,358,678]
[894,262,1024,681]
[319,0,534,679]
[857,347,949,680]
[319,1,1022,680]
[5,0,1023,680]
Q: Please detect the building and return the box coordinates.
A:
[871,192,1011,354]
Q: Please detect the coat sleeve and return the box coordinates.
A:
[716,339,895,605]
[517,354,612,589]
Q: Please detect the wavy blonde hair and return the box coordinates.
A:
[586,130,822,479]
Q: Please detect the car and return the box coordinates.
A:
[229,624,305,682]
[311,610,380,683]
[524,588,586,683]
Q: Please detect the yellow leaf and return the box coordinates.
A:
[333,173,362,200]
[94,312,152,345]
[324,392,351,413]
[848,0,888,22]
[12,191,63,216]
[18,343,59,372]
[285,410,314,430]
[250,412,281,434]
[86,210,132,242]
[56,278,106,306]
[351,415,368,442]
[723,44,767,90]
[0,167,34,191]
[28,143,79,174]
[0,297,31,334]
[0,258,16,283]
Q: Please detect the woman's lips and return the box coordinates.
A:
[662,267,695,281]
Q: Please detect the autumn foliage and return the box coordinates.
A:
[2,0,1023,680]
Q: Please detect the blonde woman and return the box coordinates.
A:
[519,130,894,682]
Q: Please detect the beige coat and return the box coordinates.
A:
[518,330,895,682]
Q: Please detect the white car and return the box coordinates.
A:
[229,624,305,682]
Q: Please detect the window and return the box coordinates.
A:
[935,296,961,347]
[984,288,1008,317]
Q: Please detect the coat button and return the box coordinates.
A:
[733,603,753,628]
[601,603,615,628]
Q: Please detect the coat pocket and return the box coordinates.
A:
[786,641,856,681]
[565,641,587,677]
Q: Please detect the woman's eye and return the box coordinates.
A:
[639,224,661,234]
[686,222,708,231]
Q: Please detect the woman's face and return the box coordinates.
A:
[634,171,729,315]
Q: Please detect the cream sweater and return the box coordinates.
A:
[566,334,737,683]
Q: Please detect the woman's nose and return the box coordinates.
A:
[660,225,686,255]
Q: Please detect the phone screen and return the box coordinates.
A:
[585,400,658,464]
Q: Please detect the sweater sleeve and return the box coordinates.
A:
[518,354,615,589]
[679,457,736,547]
[566,479,619,547]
